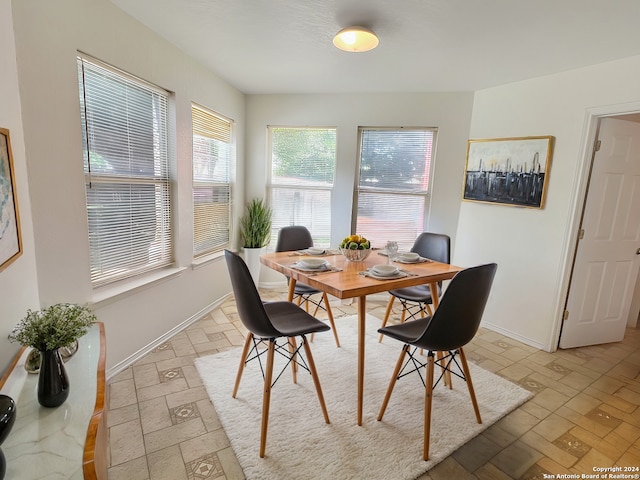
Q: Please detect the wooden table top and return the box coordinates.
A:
[260,250,464,299]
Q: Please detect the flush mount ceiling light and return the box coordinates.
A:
[332,26,379,52]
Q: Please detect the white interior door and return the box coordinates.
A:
[559,117,640,348]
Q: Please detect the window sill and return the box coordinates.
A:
[191,250,226,270]
[90,266,187,307]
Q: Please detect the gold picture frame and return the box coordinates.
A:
[0,128,22,271]
[463,135,554,208]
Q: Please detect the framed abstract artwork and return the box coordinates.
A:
[463,136,554,208]
[0,128,22,271]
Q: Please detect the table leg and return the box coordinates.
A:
[287,280,298,374]
[357,295,366,426]
[287,279,297,302]
[429,282,439,309]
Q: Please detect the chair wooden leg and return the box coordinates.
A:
[378,296,396,343]
[458,347,482,424]
[259,340,276,458]
[288,337,298,382]
[323,292,340,347]
[233,333,253,398]
[423,352,435,461]
[377,344,409,420]
[424,303,434,316]
[302,336,331,424]
[312,295,321,317]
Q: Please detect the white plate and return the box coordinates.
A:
[366,270,407,280]
[298,258,327,269]
[396,256,426,264]
[371,265,400,276]
[397,252,420,262]
[295,263,330,272]
[305,248,326,255]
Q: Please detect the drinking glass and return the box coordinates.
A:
[385,241,398,264]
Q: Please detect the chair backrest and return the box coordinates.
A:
[276,226,314,252]
[411,232,450,264]
[416,263,497,351]
[224,250,281,338]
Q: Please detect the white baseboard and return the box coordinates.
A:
[481,321,546,351]
[106,293,233,380]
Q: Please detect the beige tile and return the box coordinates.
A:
[490,440,544,478]
[110,419,146,466]
[185,328,211,345]
[170,337,197,357]
[178,430,230,463]
[519,400,552,421]
[428,456,477,480]
[165,385,209,408]
[110,378,138,409]
[531,386,571,412]
[144,417,207,454]
[108,403,140,428]
[139,396,172,434]
[133,363,160,389]
[107,455,150,480]
[564,392,601,415]
[147,444,188,480]
[110,366,134,382]
[216,447,245,480]
[571,446,616,473]
[498,363,534,382]
[196,398,222,431]
[494,408,540,438]
[136,377,190,402]
[474,462,514,480]
[451,433,502,472]
[520,430,578,468]
[532,413,575,441]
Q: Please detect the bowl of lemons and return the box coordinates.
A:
[338,234,372,261]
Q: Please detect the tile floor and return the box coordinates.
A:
[106,287,640,480]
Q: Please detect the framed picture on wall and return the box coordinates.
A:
[0,128,22,272]
[463,136,554,208]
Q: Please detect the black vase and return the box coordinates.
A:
[38,349,70,408]
[0,394,17,480]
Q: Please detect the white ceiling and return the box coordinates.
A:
[111,0,640,95]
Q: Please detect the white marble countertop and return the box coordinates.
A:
[0,325,101,480]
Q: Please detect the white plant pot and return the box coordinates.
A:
[243,247,265,286]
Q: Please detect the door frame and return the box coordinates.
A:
[551,101,640,351]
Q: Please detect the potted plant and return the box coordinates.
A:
[239,198,272,285]
[8,303,97,408]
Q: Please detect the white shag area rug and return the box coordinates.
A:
[195,314,532,480]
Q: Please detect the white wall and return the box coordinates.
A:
[456,55,640,350]
[245,93,474,283]
[0,0,40,374]
[10,0,244,370]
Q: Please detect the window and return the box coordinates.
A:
[192,104,232,257]
[268,127,336,248]
[355,127,436,249]
[78,56,172,287]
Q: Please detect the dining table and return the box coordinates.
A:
[260,249,464,426]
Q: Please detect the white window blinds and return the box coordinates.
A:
[268,127,336,248]
[192,104,232,256]
[355,127,436,250]
[78,56,173,287]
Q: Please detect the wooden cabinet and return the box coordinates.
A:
[0,323,107,479]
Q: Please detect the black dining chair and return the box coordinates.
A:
[377,263,498,461]
[224,249,331,458]
[276,225,340,347]
[378,232,451,342]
